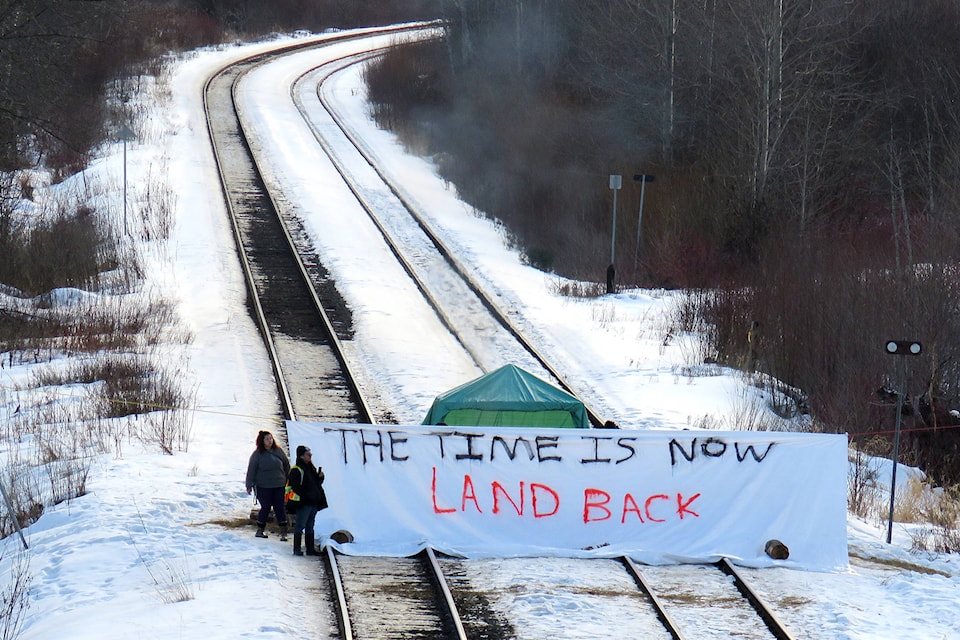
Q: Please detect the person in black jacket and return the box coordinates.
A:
[286,445,328,556]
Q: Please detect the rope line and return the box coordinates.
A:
[0,382,285,423]
[846,420,960,440]
[5,384,958,435]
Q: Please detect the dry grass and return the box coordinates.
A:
[849,551,951,577]
[549,278,606,299]
[0,162,193,549]
[848,440,960,555]
[186,517,253,530]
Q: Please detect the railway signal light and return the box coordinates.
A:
[885,340,921,356]
[883,338,922,544]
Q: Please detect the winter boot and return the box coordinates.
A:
[293,532,304,556]
[255,523,268,538]
[279,523,288,542]
[305,531,318,556]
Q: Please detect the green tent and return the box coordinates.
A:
[422,364,590,428]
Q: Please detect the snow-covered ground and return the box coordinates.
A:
[1,27,959,639]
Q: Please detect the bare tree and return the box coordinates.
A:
[568,0,684,163]
[0,0,126,171]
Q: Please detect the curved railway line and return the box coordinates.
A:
[293,51,607,428]
[204,26,800,640]
[203,34,375,424]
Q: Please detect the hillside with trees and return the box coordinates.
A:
[364,1,960,484]
[0,0,439,179]
[0,0,438,324]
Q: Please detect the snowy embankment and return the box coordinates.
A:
[0,29,958,640]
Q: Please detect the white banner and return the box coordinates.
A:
[287,422,848,570]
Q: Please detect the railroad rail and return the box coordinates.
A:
[206,28,800,640]
[716,558,796,640]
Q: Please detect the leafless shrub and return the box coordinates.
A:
[0,546,31,640]
[0,402,100,534]
[0,317,193,534]
[99,356,168,419]
[43,456,92,507]
[0,197,193,536]
[4,295,181,366]
[548,278,605,299]
[131,379,196,455]
[31,354,195,455]
[590,302,617,327]
[363,42,444,133]
[669,289,713,336]
[129,502,195,603]
[0,204,120,297]
[688,382,791,432]
[893,478,929,524]
[848,438,887,521]
[135,161,176,243]
[14,389,114,456]
[688,224,960,477]
[0,455,44,539]
[150,555,195,604]
[906,484,960,554]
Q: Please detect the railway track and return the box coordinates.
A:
[205,27,800,640]
[293,51,608,428]
[323,547,475,640]
[203,34,375,424]
[440,556,796,640]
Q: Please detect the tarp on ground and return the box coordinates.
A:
[422,364,590,428]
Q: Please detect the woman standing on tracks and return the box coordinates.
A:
[245,430,291,541]
[285,445,328,556]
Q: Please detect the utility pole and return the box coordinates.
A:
[632,174,655,283]
[607,175,622,294]
[118,124,137,237]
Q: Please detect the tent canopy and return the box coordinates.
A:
[422,364,590,428]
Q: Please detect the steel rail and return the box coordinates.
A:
[324,546,354,640]
[328,546,468,639]
[423,547,469,640]
[288,49,497,371]
[620,556,688,640]
[315,56,607,427]
[208,28,800,640]
[203,64,296,420]
[205,29,459,640]
[716,558,797,640]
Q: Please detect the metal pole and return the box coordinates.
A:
[886,355,905,544]
[610,187,618,266]
[633,178,647,283]
[123,139,128,237]
[0,478,29,549]
[117,124,136,237]
[607,175,621,294]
